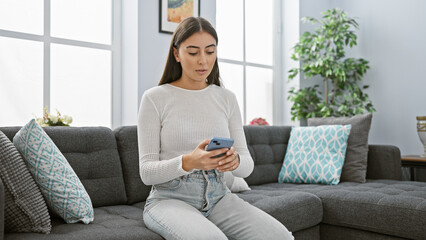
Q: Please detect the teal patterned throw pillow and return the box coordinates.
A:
[278,125,352,185]
[13,119,94,224]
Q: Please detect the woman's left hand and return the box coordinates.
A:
[216,147,240,172]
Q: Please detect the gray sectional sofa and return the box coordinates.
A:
[0,125,425,240]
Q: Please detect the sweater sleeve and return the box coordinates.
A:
[137,93,191,186]
[227,93,254,178]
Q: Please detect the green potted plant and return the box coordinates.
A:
[288,8,375,121]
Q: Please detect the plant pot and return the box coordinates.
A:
[417,116,426,157]
[300,118,308,126]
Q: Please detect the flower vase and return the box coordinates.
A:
[417,116,426,157]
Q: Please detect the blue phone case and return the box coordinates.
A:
[206,137,234,158]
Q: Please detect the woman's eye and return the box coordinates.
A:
[207,51,215,55]
[188,52,197,56]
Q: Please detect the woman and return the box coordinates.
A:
[138,17,294,240]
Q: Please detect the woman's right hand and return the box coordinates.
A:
[182,139,229,171]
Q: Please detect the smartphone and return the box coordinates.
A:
[206,137,234,158]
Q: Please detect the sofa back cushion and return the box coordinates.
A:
[114,126,152,204]
[0,126,127,208]
[243,125,292,185]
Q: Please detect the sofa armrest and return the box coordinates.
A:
[0,178,4,240]
[366,145,402,180]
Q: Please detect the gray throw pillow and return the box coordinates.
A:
[0,130,51,233]
[308,113,373,183]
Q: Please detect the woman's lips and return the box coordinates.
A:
[196,69,208,75]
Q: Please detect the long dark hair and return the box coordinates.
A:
[159,17,221,86]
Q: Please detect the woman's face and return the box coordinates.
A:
[173,31,217,85]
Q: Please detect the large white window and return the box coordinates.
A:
[216,0,281,125]
[0,0,120,127]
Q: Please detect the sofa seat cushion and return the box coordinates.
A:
[251,180,426,240]
[4,205,162,240]
[236,188,323,232]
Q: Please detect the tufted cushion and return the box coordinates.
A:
[1,126,127,208]
[243,126,292,185]
[236,189,323,233]
[320,224,406,240]
[249,179,426,240]
[114,126,152,204]
[2,205,163,240]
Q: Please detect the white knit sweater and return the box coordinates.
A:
[137,84,254,186]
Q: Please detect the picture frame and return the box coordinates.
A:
[159,0,200,34]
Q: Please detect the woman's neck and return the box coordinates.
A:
[170,78,208,90]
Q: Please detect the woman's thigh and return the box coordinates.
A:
[208,193,294,240]
[143,199,227,240]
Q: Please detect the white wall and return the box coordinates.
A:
[327,0,426,155]
[282,0,301,126]
[121,0,138,126]
[290,0,426,155]
[137,0,172,112]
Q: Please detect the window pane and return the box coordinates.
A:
[0,37,43,126]
[246,66,273,125]
[51,0,111,44]
[219,62,244,120]
[51,44,111,127]
[246,0,273,65]
[0,0,43,34]
[216,0,243,61]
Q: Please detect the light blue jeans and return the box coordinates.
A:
[143,170,294,240]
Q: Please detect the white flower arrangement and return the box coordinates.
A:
[35,106,73,127]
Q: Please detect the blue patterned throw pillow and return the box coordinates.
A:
[278,125,352,185]
[13,119,94,224]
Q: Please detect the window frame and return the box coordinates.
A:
[0,0,121,128]
[217,0,283,125]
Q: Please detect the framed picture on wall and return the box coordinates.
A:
[159,0,200,34]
